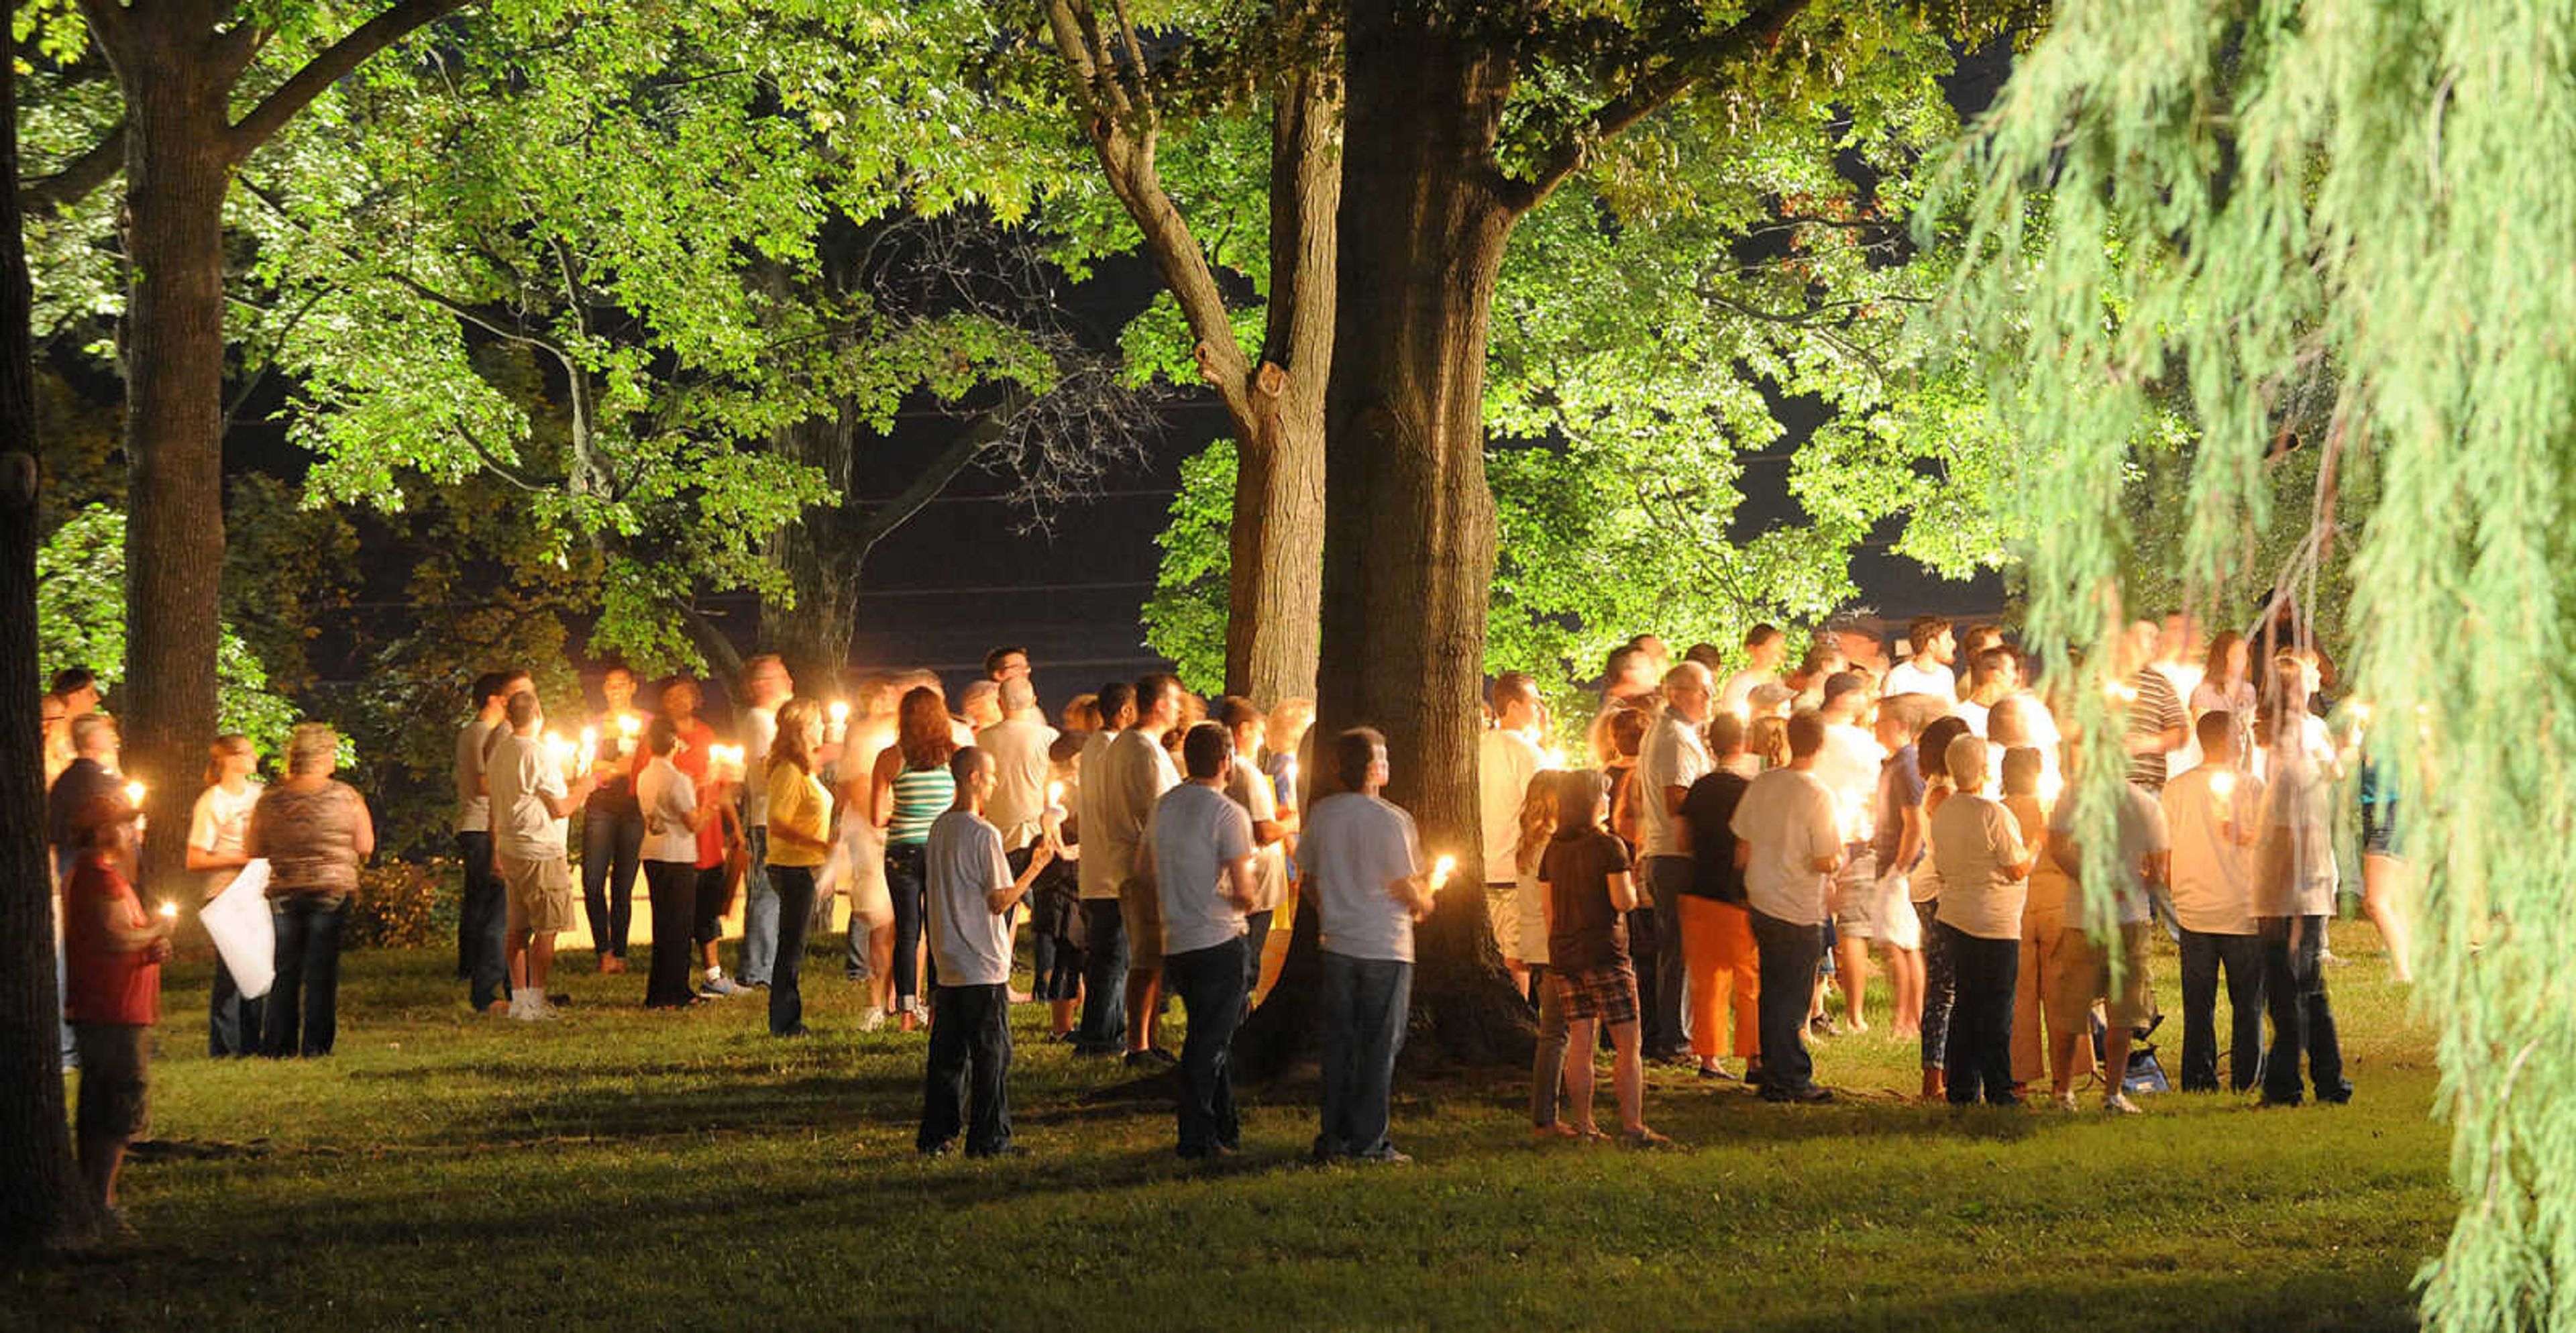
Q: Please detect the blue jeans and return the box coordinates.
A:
[918,982,1013,1155]
[1917,898,1954,1072]
[209,954,264,1057]
[2261,915,2349,1105]
[1642,856,1693,1057]
[737,826,778,985]
[2178,928,2265,1092]
[767,864,816,1034]
[1528,963,1570,1128]
[885,841,928,1006]
[1240,910,1273,1001]
[263,897,347,1057]
[1315,951,1411,1160]
[457,832,508,1011]
[1166,937,1248,1155]
[580,804,645,958]
[1941,924,2019,1106]
[1074,899,1128,1053]
[1749,909,1825,1096]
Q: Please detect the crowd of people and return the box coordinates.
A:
[39,610,2405,1222]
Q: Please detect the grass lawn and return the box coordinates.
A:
[11,923,2451,1331]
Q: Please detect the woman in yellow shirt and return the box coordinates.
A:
[763,698,833,1037]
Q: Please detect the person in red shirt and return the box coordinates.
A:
[62,795,172,1230]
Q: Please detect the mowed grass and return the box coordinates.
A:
[11,923,2452,1332]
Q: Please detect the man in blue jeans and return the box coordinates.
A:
[455,670,524,1015]
[1153,723,1260,1159]
[732,654,795,989]
[1071,683,1137,1056]
[1730,711,1843,1104]
[2159,714,2268,1092]
[1299,728,1437,1163]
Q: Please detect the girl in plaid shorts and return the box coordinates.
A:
[1539,770,1670,1147]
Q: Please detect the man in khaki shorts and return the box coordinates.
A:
[2043,774,2171,1113]
[1101,674,1184,1067]
[486,690,599,1020]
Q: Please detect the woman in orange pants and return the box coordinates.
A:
[1677,713,1762,1081]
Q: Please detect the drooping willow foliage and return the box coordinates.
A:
[1935,2,2576,1327]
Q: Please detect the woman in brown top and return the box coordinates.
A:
[1538,769,1667,1147]
[247,723,374,1057]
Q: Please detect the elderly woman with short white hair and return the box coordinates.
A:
[247,723,374,1057]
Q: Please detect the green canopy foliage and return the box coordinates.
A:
[1934,1,2569,1324]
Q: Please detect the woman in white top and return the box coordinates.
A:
[188,734,264,1057]
[1926,735,2035,1107]
[636,716,733,1008]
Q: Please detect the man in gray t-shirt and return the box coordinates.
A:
[1297,729,1436,1163]
[1150,725,1260,1159]
[920,747,1053,1159]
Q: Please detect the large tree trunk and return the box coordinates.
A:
[1222,64,1338,708]
[0,17,96,1252]
[111,25,233,894]
[765,406,864,690]
[1244,3,1528,1071]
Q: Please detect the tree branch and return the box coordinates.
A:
[1503,0,1813,213]
[850,389,1028,559]
[226,0,474,161]
[675,600,746,683]
[19,124,125,213]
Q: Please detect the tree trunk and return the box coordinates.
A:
[765,405,863,691]
[1222,65,1338,708]
[1244,3,1529,1071]
[0,17,97,1252]
[112,30,233,894]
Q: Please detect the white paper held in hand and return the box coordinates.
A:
[202,857,278,1000]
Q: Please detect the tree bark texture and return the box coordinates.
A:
[1046,0,1335,710]
[0,16,96,1252]
[107,15,235,899]
[1264,2,1531,1069]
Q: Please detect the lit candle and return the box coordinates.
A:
[577,727,598,776]
[2210,770,2237,803]
[615,712,640,756]
[1046,780,1065,809]
[1539,747,1568,771]
[157,900,178,920]
[2038,769,2064,806]
[826,699,849,744]
[1431,855,1456,892]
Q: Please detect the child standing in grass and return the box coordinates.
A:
[62,796,170,1233]
[1539,769,1667,1147]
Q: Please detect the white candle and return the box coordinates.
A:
[1431,855,1456,891]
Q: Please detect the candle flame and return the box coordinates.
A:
[1432,854,1457,888]
[828,700,850,723]
[123,781,146,806]
[2210,771,2237,802]
[1046,781,1065,806]
[616,713,641,737]
[157,900,178,920]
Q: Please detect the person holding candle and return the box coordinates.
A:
[61,794,170,1232]
[2042,741,2172,1114]
[2161,712,2269,1092]
[657,680,748,998]
[733,654,795,992]
[249,724,374,1056]
[762,698,834,1036]
[1071,682,1138,1055]
[1216,698,1289,998]
[1096,675,1187,1066]
[636,716,733,1008]
[837,674,902,1004]
[1152,723,1262,1159]
[455,672,527,1015]
[1478,674,1548,996]
[1515,771,1574,1132]
[1925,735,2035,1107]
[187,734,264,1055]
[1730,712,1845,1104]
[1299,728,1436,1163]
[2253,653,2355,1106]
[486,694,600,1021]
[918,747,1053,1158]
[578,665,649,976]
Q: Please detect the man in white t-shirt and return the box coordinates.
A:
[918,747,1053,1158]
[1071,682,1137,1055]
[1951,645,2019,737]
[734,653,792,989]
[486,691,600,1020]
[1729,712,1843,1103]
[1217,697,1291,994]
[1718,624,1788,714]
[1477,673,1546,990]
[455,670,526,1014]
[1099,674,1185,1067]
[1880,615,1959,704]
[2159,712,2265,1094]
[979,676,1061,998]
[1151,724,1260,1159]
[1636,662,1714,1061]
[1297,728,1435,1163]
[1813,674,1887,1032]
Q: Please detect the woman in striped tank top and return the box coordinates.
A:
[870,686,957,1031]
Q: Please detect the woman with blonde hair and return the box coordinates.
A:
[187,733,262,1056]
[248,723,373,1057]
[763,698,833,1036]
[1517,770,1575,1135]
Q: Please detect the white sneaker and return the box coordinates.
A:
[2055,1091,2080,1112]
[703,970,747,997]
[508,988,556,1022]
[2103,1091,2143,1115]
[859,1006,885,1032]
